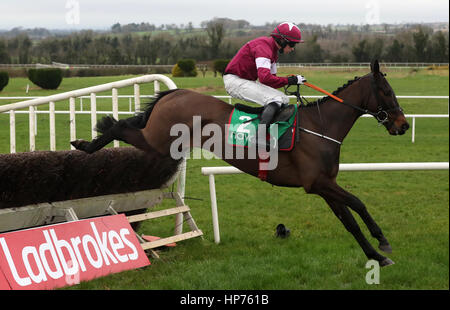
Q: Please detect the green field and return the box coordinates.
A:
[0,67,448,290]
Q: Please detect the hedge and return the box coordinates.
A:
[0,71,9,91]
[213,59,230,75]
[27,68,63,89]
[172,59,198,77]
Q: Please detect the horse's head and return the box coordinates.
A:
[367,60,409,135]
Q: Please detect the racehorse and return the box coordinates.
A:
[72,60,409,267]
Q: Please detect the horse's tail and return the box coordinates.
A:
[95,89,180,134]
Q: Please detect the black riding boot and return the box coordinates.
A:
[257,102,280,149]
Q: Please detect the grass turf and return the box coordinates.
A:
[0,67,448,290]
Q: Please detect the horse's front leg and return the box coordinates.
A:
[336,186,392,253]
[321,182,392,253]
[310,176,394,267]
[321,195,394,267]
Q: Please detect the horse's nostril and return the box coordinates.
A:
[402,123,410,131]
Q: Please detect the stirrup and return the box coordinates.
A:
[259,102,280,126]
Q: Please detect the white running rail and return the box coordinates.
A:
[201,162,449,244]
[2,94,448,144]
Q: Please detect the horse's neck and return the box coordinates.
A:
[309,79,369,142]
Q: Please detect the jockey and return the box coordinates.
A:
[223,22,307,148]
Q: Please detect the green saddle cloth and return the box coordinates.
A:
[227,104,298,150]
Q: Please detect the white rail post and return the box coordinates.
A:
[412,117,416,143]
[209,173,220,244]
[90,93,97,139]
[112,88,119,147]
[154,80,160,95]
[34,106,38,138]
[29,106,36,151]
[174,157,187,235]
[49,101,56,151]
[9,110,16,153]
[134,83,141,112]
[69,97,76,150]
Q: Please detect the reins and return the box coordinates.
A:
[285,83,343,145]
[304,78,392,125]
[286,73,397,145]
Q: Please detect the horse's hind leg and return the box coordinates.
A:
[71,132,114,153]
[71,115,116,153]
[71,116,150,153]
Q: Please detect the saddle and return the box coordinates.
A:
[227,103,298,151]
[234,103,295,124]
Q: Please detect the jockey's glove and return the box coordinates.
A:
[287,75,307,85]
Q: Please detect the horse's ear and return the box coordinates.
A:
[370,59,380,74]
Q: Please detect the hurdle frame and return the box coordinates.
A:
[0,74,200,253]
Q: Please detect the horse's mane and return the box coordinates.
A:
[302,75,362,108]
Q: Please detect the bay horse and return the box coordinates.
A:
[72,60,409,267]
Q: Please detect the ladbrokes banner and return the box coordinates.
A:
[0,214,150,290]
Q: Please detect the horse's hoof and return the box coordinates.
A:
[380,258,395,267]
[379,243,392,254]
[70,140,90,152]
[71,139,83,149]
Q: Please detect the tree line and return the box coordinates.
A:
[0,19,448,66]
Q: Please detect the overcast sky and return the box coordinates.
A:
[0,0,448,30]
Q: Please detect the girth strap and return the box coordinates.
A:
[258,152,270,181]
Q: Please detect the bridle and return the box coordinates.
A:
[340,73,402,125]
[288,72,403,145]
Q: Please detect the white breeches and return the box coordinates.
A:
[223,74,289,107]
